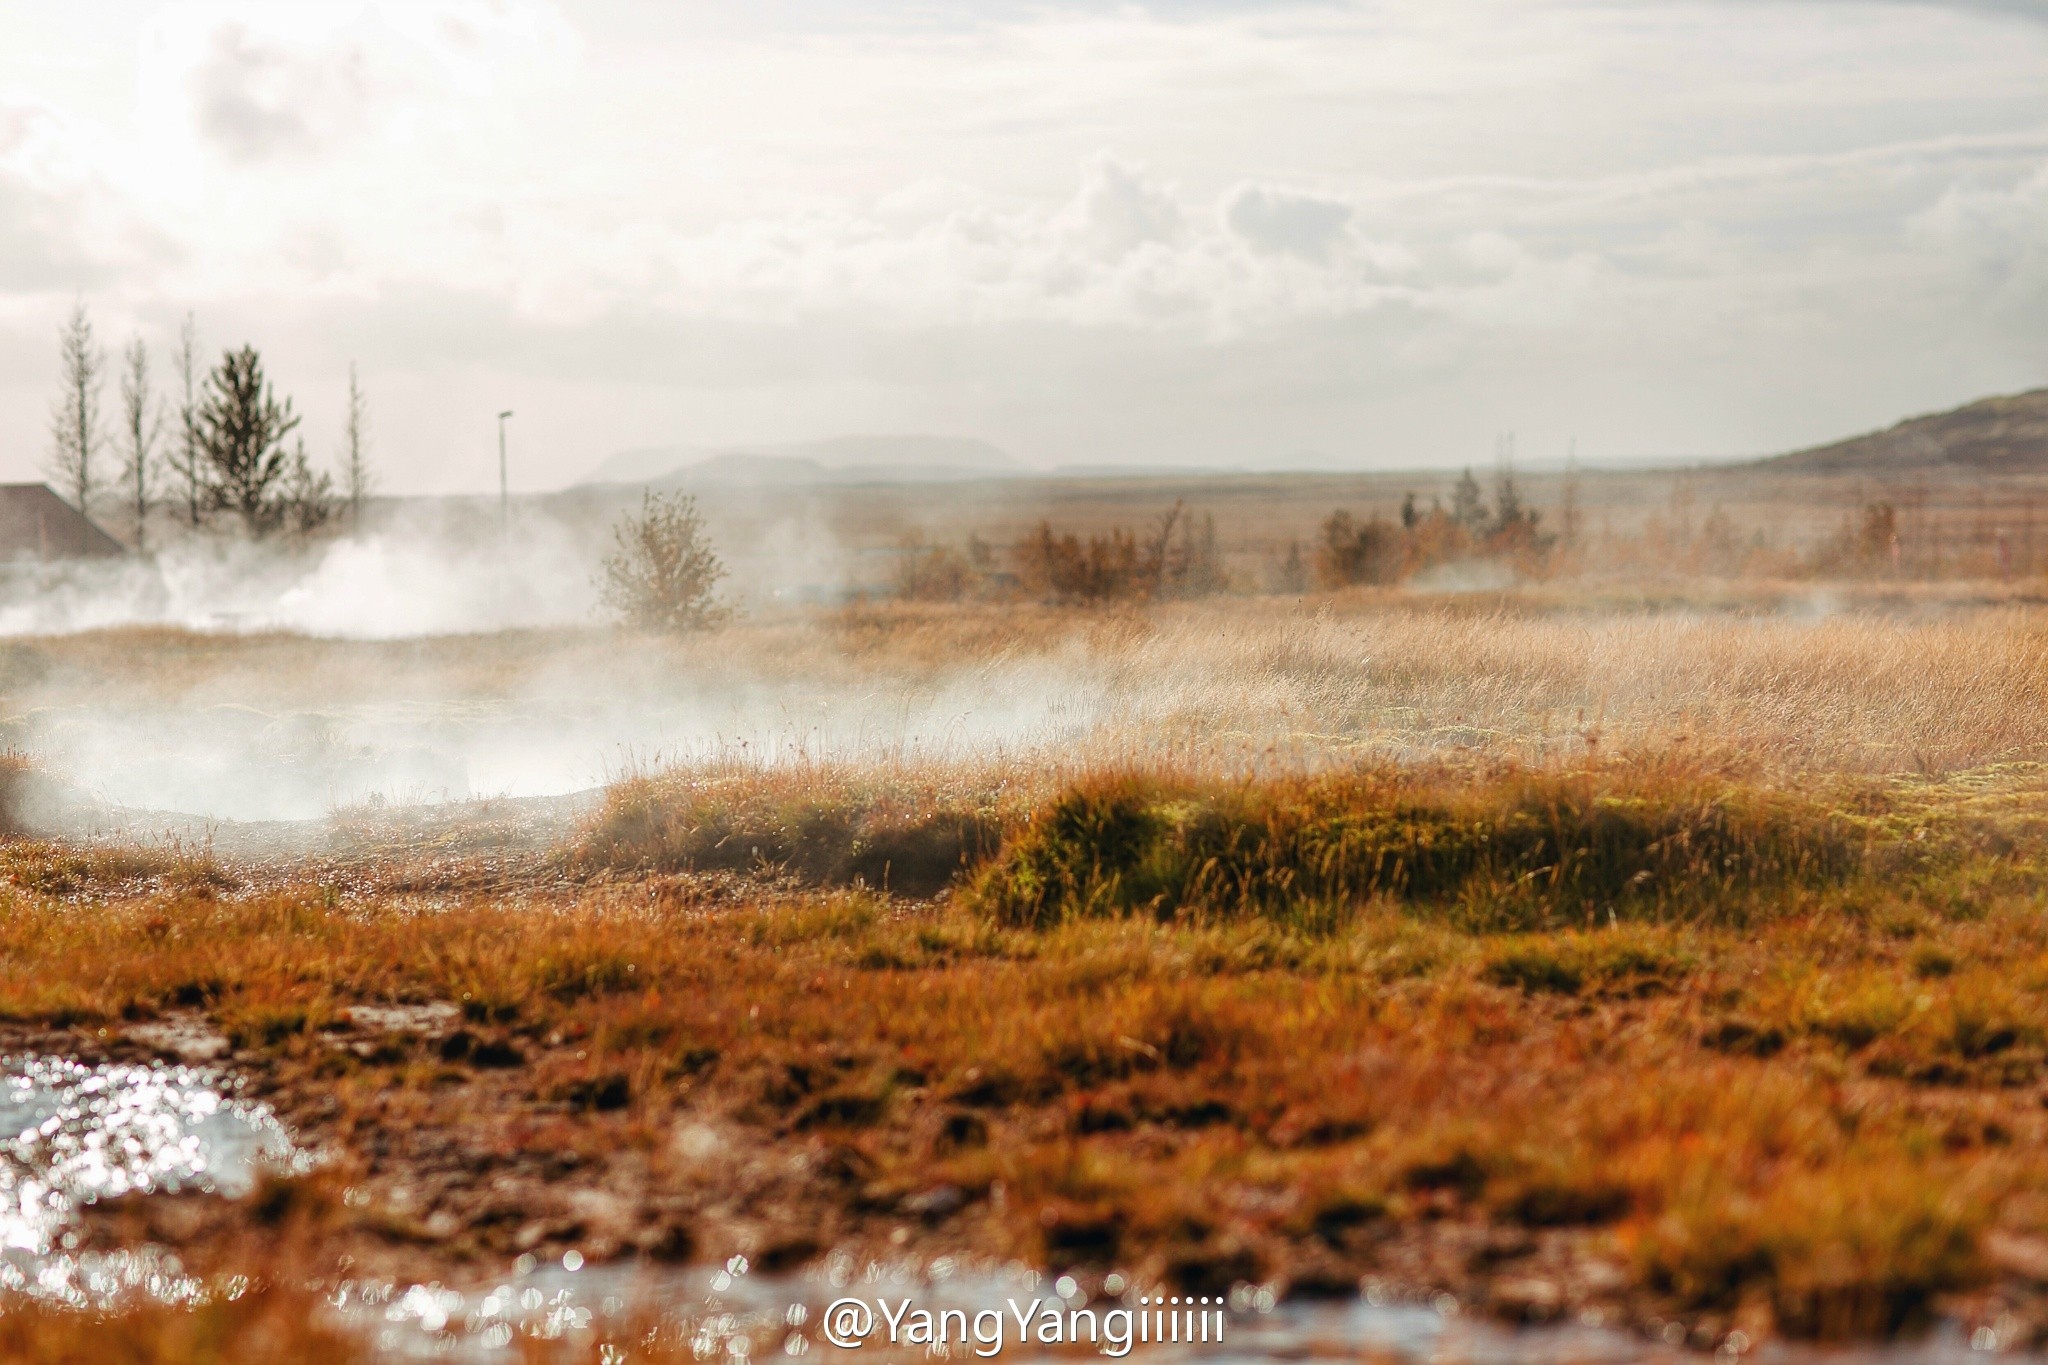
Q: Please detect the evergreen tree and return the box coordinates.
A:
[195,345,301,535]
[1449,467,1488,535]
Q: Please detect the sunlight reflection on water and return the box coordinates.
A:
[0,1055,303,1309]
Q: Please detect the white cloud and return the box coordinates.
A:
[1059,155,1184,259]
[0,101,171,292]
[1913,160,2048,310]
[0,0,2043,487]
[1224,185,1353,261]
[188,21,370,162]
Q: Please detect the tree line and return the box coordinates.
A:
[888,466,1564,604]
[45,301,375,550]
[1303,465,1552,588]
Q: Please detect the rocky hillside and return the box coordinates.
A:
[1764,388,2048,475]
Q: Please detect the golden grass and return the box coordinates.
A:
[581,762,1020,897]
[10,592,2048,784]
[961,760,1876,930]
[5,594,2048,1356]
[1,761,2046,1351]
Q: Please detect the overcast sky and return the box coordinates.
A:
[1,0,2044,492]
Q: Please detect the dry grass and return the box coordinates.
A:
[581,762,1020,897]
[5,593,2048,1356]
[1,763,2047,1352]
[11,591,2048,782]
[962,760,1873,931]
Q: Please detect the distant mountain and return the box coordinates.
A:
[581,435,1026,487]
[672,453,829,486]
[1050,462,1236,478]
[1762,388,2048,475]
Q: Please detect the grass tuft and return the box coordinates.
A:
[968,764,1871,930]
[579,765,1014,897]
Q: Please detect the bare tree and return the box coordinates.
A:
[165,313,206,528]
[1559,451,1582,550]
[598,492,728,632]
[46,301,104,516]
[117,336,163,552]
[1146,499,1184,595]
[341,362,373,528]
[280,438,337,536]
[196,345,301,535]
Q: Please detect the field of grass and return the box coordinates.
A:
[4,588,2048,1359]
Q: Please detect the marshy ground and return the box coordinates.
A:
[5,588,2048,1359]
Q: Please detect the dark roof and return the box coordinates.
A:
[0,485,126,560]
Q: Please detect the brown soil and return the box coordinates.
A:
[19,987,2048,1356]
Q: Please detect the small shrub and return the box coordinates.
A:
[1011,503,1224,604]
[894,534,993,602]
[1316,510,1400,588]
[598,491,728,632]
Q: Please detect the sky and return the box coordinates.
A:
[0,0,2044,492]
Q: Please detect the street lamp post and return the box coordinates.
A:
[497,410,514,532]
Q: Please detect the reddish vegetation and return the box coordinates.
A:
[0,752,2046,1358]
[3,598,2048,1359]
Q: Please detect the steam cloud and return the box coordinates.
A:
[0,509,1111,825]
[0,517,598,639]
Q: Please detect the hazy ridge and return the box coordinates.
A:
[1762,387,2048,476]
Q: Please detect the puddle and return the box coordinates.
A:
[0,1054,307,1308]
[334,1253,2007,1364]
[338,1255,1335,1362]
